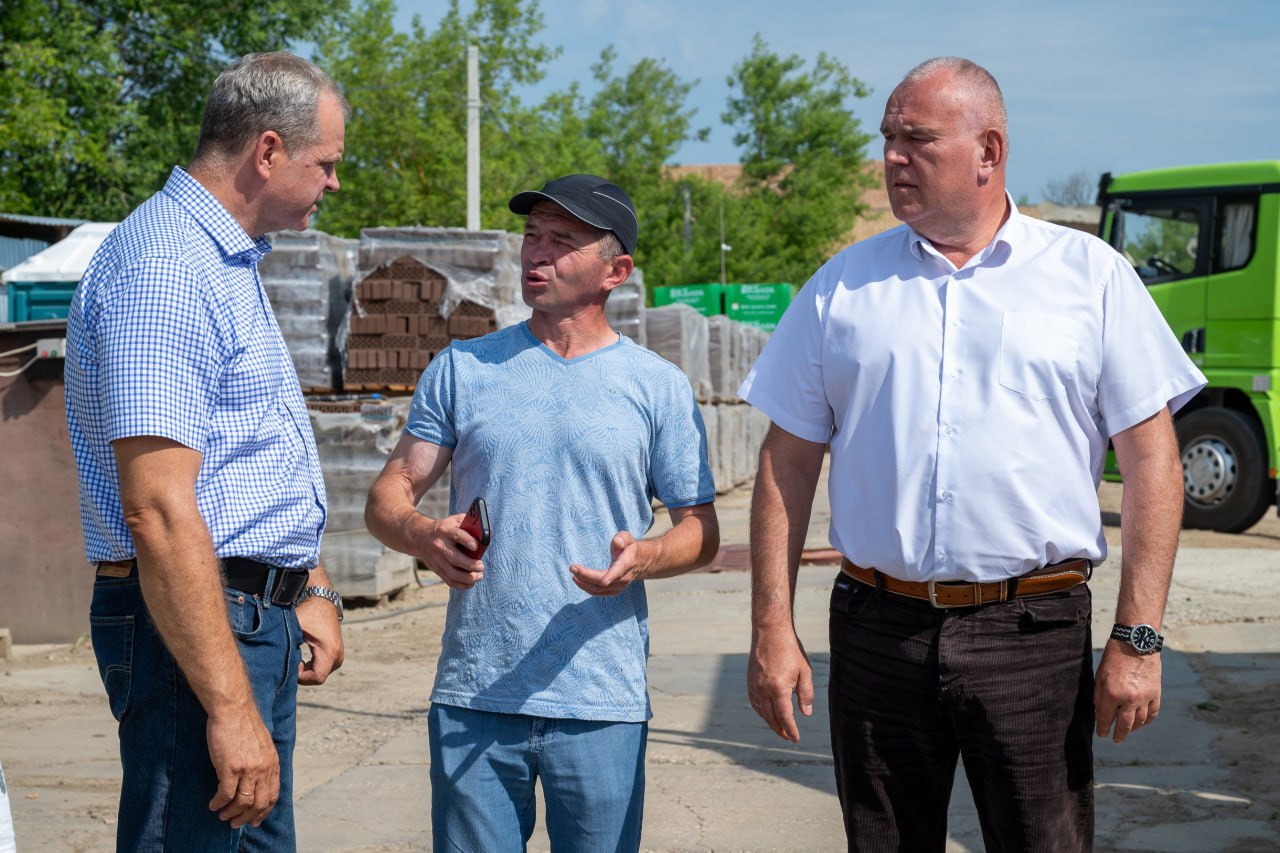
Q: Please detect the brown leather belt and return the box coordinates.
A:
[840,557,1091,609]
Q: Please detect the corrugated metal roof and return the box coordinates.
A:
[0,212,88,228]
[0,236,50,272]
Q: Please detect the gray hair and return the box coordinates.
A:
[598,232,625,264]
[902,56,1007,138]
[192,52,349,165]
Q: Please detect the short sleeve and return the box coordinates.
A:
[1097,255,1207,437]
[737,273,835,443]
[98,258,223,451]
[405,346,458,448]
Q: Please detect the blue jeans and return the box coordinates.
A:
[428,704,647,853]
[90,569,303,853]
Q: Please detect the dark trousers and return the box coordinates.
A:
[828,573,1095,852]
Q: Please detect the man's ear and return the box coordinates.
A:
[602,254,635,293]
[253,130,286,180]
[978,127,1006,178]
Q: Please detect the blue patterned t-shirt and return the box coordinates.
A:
[406,322,715,721]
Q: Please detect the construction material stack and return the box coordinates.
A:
[260,229,357,392]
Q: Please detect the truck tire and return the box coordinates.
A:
[1176,407,1275,532]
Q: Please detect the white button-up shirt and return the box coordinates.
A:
[739,200,1206,582]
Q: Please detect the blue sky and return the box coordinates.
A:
[394,0,1280,203]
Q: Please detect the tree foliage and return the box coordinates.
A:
[1,2,880,294]
[718,36,875,287]
[0,0,345,220]
[311,0,574,235]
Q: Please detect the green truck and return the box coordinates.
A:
[1097,161,1280,532]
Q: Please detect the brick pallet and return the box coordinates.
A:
[341,255,496,389]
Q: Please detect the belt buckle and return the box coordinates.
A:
[926,580,975,609]
[271,569,309,606]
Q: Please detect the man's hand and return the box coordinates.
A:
[1094,643,1162,743]
[747,626,814,743]
[570,531,645,596]
[365,435,488,589]
[296,597,344,686]
[570,505,718,597]
[206,703,281,827]
[415,511,487,590]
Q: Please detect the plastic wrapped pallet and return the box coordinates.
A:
[340,255,500,388]
[358,227,529,330]
[261,230,357,391]
[706,315,737,402]
[697,402,722,494]
[718,404,747,491]
[714,403,772,490]
[308,396,449,598]
[644,303,711,402]
[607,267,646,347]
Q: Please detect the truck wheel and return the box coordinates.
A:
[1176,407,1275,532]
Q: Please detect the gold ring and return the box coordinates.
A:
[238,790,254,796]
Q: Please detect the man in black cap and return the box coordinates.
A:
[366,174,719,851]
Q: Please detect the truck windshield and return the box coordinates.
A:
[1116,204,1200,283]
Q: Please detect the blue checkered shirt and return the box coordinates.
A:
[65,167,326,568]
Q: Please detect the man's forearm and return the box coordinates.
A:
[635,504,720,580]
[750,425,826,631]
[1113,410,1184,626]
[132,517,258,718]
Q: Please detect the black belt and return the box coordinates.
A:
[222,557,310,606]
[96,557,309,606]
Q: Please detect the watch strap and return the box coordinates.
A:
[297,585,344,622]
[1110,622,1163,653]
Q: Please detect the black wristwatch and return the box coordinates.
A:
[297,585,344,622]
[1110,623,1163,654]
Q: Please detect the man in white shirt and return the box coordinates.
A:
[740,56,1206,851]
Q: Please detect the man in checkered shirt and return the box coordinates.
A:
[65,52,347,851]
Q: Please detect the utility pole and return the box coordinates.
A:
[466,45,480,230]
[719,201,732,285]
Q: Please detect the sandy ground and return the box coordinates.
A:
[2,478,1278,851]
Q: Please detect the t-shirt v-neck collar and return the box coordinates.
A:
[519,321,625,365]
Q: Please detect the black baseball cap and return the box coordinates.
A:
[508,174,638,255]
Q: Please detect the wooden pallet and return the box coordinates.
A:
[341,383,415,394]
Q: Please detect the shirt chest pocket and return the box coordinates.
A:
[999,311,1078,400]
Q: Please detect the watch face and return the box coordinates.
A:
[1131,624,1160,652]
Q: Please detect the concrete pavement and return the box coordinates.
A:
[284,547,1280,852]
[3,463,1279,850]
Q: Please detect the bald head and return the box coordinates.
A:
[901,57,1007,142]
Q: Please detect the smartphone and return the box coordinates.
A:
[459,497,491,559]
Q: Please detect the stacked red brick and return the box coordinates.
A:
[343,255,497,389]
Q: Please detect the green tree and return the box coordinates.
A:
[580,48,716,286]
[0,0,345,220]
[313,0,580,236]
[718,35,876,287]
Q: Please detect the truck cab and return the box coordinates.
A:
[1098,161,1280,532]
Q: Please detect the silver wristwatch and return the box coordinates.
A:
[297,585,344,622]
[1110,623,1163,654]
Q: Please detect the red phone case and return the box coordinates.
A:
[459,497,490,559]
